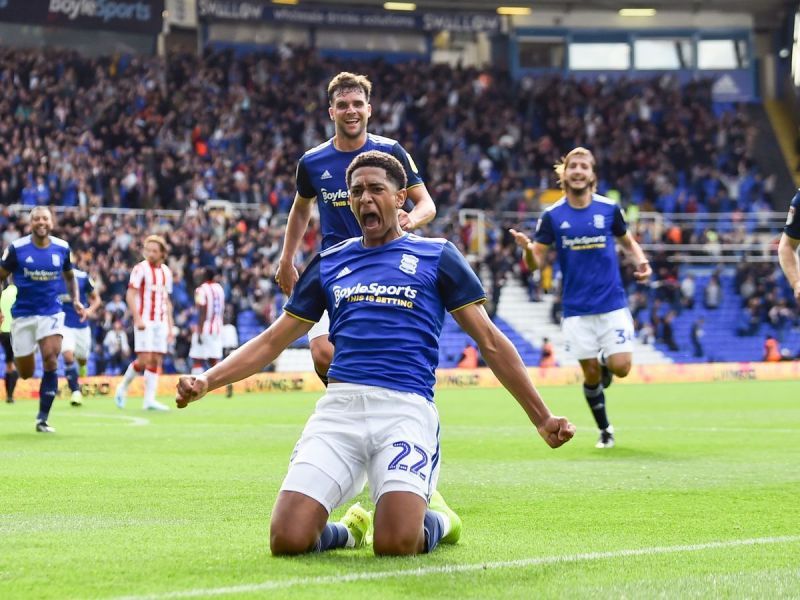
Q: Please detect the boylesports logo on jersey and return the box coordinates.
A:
[332,282,418,308]
[561,235,607,250]
[320,188,349,207]
[321,170,332,180]
[23,267,61,281]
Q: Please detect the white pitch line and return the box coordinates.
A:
[73,412,150,426]
[110,535,800,600]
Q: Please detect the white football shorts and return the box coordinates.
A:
[562,307,635,361]
[307,310,330,341]
[11,312,65,356]
[280,383,441,514]
[61,326,92,360]
[189,331,223,360]
[133,321,169,354]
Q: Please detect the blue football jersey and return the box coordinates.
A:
[534,194,628,317]
[285,234,486,400]
[783,189,800,239]
[296,133,425,250]
[0,235,73,318]
[59,269,94,329]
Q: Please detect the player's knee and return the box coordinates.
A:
[42,355,59,372]
[373,525,421,556]
[269,520,317,556]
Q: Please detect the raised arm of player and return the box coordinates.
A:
[399,184,436,231]
[778,233,800,303]
[509,228,548,272]
[175,313,313,408]
[276,194,315,296]
[450,302,575,448]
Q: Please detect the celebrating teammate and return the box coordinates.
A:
[511,147,651,449]
[275,71,436,384]
[0,207,85,433]
[177,151,574,557]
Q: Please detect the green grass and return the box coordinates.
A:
[1,380,799,599]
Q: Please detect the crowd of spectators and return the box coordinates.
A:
[0,44,795,371]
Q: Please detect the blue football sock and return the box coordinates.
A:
[423,510,445,553]
[314,522,350,552]
[65,363,80,392]
[584,383,610,430]
[37,370,59,422]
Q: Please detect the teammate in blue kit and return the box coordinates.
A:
[0,207,86,433]
[276,71,436,384]
[58,265,102,406]
[511,147,651,449]
[778,189,800,303]
[178,151,574,557]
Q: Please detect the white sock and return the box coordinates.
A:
[143,369,158,406]
[121,362,140,389]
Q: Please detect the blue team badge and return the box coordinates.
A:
[593,215,605,229]
[52,254,61,267]
[399,254,418,275]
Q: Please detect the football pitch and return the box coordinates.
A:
[2,380,799,599]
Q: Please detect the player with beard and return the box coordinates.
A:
[0,206,85,432]
[510,147,651,449]
[275,71,435,385]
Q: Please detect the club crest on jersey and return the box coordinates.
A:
[399,254,418,275]
[593,215,604,229]
[52,254,61,267]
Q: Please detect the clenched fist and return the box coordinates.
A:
[176,374,209,409]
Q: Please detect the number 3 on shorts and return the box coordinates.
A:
[615,328,631,344]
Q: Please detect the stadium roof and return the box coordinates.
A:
[302,0,797,31]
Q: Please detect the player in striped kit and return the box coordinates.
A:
[114,235,174,411]
[189,267,226,374]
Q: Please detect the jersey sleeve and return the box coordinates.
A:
[0,245,17,273]
[784,190,800,239]
[436,242,487,312]
[129,264,143,289]
[194,286,207,305]
[533,211,555,246]
[164,267,173,295]
[295,156,316,199]
[611,204,628,237]
[283,254,326,323]
[390,142,424,189]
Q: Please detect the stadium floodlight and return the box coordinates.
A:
[384,2,417,10]
[497,6,532,15]
[619,8,657,17]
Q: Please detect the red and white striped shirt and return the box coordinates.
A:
[129,260,173,323]
[195,281,225,335]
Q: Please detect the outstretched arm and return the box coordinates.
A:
[509,228,548,272]
[450,302,575,448]
[616,231,652,282]
[778,233,800,303]
[175,313,313,408]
